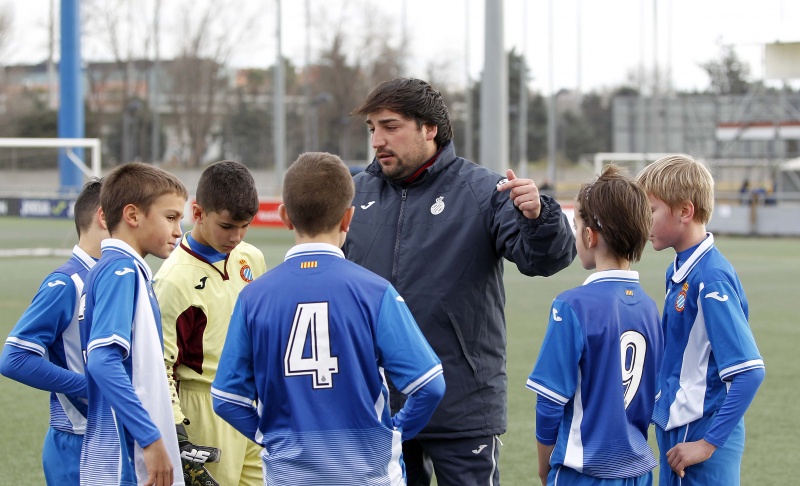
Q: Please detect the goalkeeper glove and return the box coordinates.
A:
[176,422,221,486]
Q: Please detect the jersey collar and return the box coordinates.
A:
[72,245,97,270]
[582,269,640,285]
[285,242,344,261]
[101,238,153,280]
[671,233,714,284]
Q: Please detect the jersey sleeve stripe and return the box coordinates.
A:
[4,337,47,356]
[525,379,569,405]
[210,387,253,407]
[87,334,131,358]
[719,359,765,380]
[399,365,444,396]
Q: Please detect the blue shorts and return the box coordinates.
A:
[656,419,745,486]
[42,427,82,485]
[548,466,652,486]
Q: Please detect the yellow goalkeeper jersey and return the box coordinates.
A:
[154,233,267,423]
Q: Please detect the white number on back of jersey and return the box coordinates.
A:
[620,330,647,409]
[284,302,339,388]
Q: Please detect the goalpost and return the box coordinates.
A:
[592,152,674,175]
[0,138,102,195]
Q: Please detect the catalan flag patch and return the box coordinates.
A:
[300,261,318,269]
[625,289,634,296]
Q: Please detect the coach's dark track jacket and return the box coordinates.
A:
[343,141,577,439]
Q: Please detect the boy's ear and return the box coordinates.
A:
[96,207,108,231]
[341,206,355,233]
[678,200,696,223]
[278,204,294,230]
[192,203,204,224]
[122,204,139,227]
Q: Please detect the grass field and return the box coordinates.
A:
[1,217,797,484]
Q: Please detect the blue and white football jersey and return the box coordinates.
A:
[652,234,764,432]
[4,245,94,434]
[212,243,443,485]
[527,270,663,479]
[80,239,183,486]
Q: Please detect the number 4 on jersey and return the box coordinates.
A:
[284,302,339,388]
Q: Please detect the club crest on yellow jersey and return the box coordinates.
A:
[240,259,253,282]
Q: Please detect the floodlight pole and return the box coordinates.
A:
[274,0,286,191]
[480,0,507,175]
[58,0,85,193]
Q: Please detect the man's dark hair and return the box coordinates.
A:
[196,160,259,222]
[74,178,102,237]
[351,77,453,147]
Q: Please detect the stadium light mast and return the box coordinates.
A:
[546,0,557,185]
[274,0,286,191]
[517,0,528,178]
[58,0,84,193]
[480,0,507,174]
[463,0,473,161]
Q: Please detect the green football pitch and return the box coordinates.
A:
[1,217,797,484]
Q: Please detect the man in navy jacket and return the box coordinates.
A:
[344,78,577,485]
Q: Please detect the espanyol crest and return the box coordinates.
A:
[431,196,445,215]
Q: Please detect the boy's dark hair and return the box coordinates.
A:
[196,160,259,221]
[577,164,651,263]
[283,152,354,237]
[101,162,188,234]
[351,77,453,148]
[74,178,102,237]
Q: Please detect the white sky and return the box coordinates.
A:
[2,0,799,94]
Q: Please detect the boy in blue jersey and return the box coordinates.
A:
[80,162,188,486]
[637,155,765,486]
[0,179,107,485]
[212,152,446,486]
[526,164,663,486]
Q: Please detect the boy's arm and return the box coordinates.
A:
[535,395,562,485]
[391,374,445,440]
[666,367,765,477]
[1,273,86,396]
[87,344,162,447]
[0,345,86,396]
[210,297,259,441]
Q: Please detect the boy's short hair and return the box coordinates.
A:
[283,152,354,237]
[101,162,188,234]
[74,178,102,237]
[196,160,259,222]
[637,154,715,224]
[577,164,651,263]
[350,77,453,148]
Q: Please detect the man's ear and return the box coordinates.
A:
[341,206,355,233]
[424,124,438,142]
[278,204,294,230]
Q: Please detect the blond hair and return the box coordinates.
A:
[636,154,714,224]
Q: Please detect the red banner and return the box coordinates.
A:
[253,198,287,228]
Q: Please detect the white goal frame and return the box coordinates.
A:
[0,137,102,179]
[593,152,675,175]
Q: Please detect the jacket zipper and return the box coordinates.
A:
[391,188,407,285]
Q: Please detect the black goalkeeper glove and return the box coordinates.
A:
[176,423,222,486]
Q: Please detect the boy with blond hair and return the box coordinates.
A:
[637,154,765,486]
[154,160,266,485]
[80,162,188,486]
[527,165,663,485]
[212,152,445,485]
